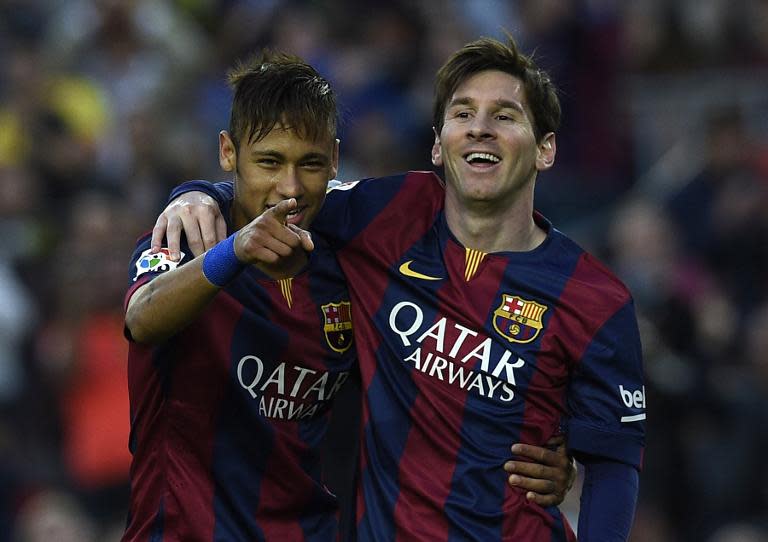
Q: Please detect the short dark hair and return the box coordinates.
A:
[433,35,560,142]
[227,50,337,150]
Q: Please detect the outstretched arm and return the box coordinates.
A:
[128,199,312,344]
[504,434,576,507]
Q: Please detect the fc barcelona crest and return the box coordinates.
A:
[321,301,353,353]
[492,294,547,344]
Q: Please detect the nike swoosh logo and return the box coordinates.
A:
[399,260,443,281]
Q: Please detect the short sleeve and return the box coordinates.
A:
[125,233,196,310]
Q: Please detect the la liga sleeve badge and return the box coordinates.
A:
[133,248,184,281]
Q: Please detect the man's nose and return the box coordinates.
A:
[467,114,496,140]
[275,167,304,198]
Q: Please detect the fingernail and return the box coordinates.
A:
[509,475,520,484]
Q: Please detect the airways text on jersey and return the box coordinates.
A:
[237,356,350,420]
[388,299,530,402]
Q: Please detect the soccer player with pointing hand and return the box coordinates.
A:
[123,49,575,542]
[155,34,645,541]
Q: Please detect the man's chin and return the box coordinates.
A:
[257,251,309,280]
[293,210,318,230]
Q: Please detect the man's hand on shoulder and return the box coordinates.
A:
[151,191,227,260]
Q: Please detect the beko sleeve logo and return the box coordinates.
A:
[618,385,646,422]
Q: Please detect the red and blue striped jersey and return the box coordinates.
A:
[122,197,356,542]
[309,171,645,541]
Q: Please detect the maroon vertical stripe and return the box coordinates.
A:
[337,173,445,530]
[253,275,318,541]
[166,292,243,540]
[124,292,243,541]
[256,423,310,542]
[503,253,628,539]
[392,242,506,541]
[124,342,165,541]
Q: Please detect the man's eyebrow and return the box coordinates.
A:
[250,149,285,159]
[250,150,329,162]
[447,96,525,113]
[300,152,330,162]
[494,99,525,113]
[447,96,474,108]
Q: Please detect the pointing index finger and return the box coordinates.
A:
[266,198,297,224]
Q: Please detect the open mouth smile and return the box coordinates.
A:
[464,152,501,169]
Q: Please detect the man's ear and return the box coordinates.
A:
[330,138,340,180]
[219,131,237,172]
[431,127,443,167]
[536,132,556,171]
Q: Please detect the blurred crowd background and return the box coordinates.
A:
[1,0,768,540]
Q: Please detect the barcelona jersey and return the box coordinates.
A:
[309,171,645,541]
[122,196,356,541]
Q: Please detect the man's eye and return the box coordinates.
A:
[456,111,470,119]
[302,161,324,170]
[496,114,511,121]
[258,159,278,166]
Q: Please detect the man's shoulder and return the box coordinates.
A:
[322,170,445,222]
[331,170,443,190]
[404,170,444,183]
[312,171,445,247]
[555,231,633,307]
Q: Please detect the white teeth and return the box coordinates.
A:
[465,152,500,164]
[266,205,301,218]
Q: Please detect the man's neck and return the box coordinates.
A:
[444,191,545,254]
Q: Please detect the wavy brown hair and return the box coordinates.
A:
[433,35,560,142]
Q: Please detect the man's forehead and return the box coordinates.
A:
[247,123,334,148]
[246,126,334,157]
[450,70,527,105]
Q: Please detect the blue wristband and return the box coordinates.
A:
[202,233,245,287]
